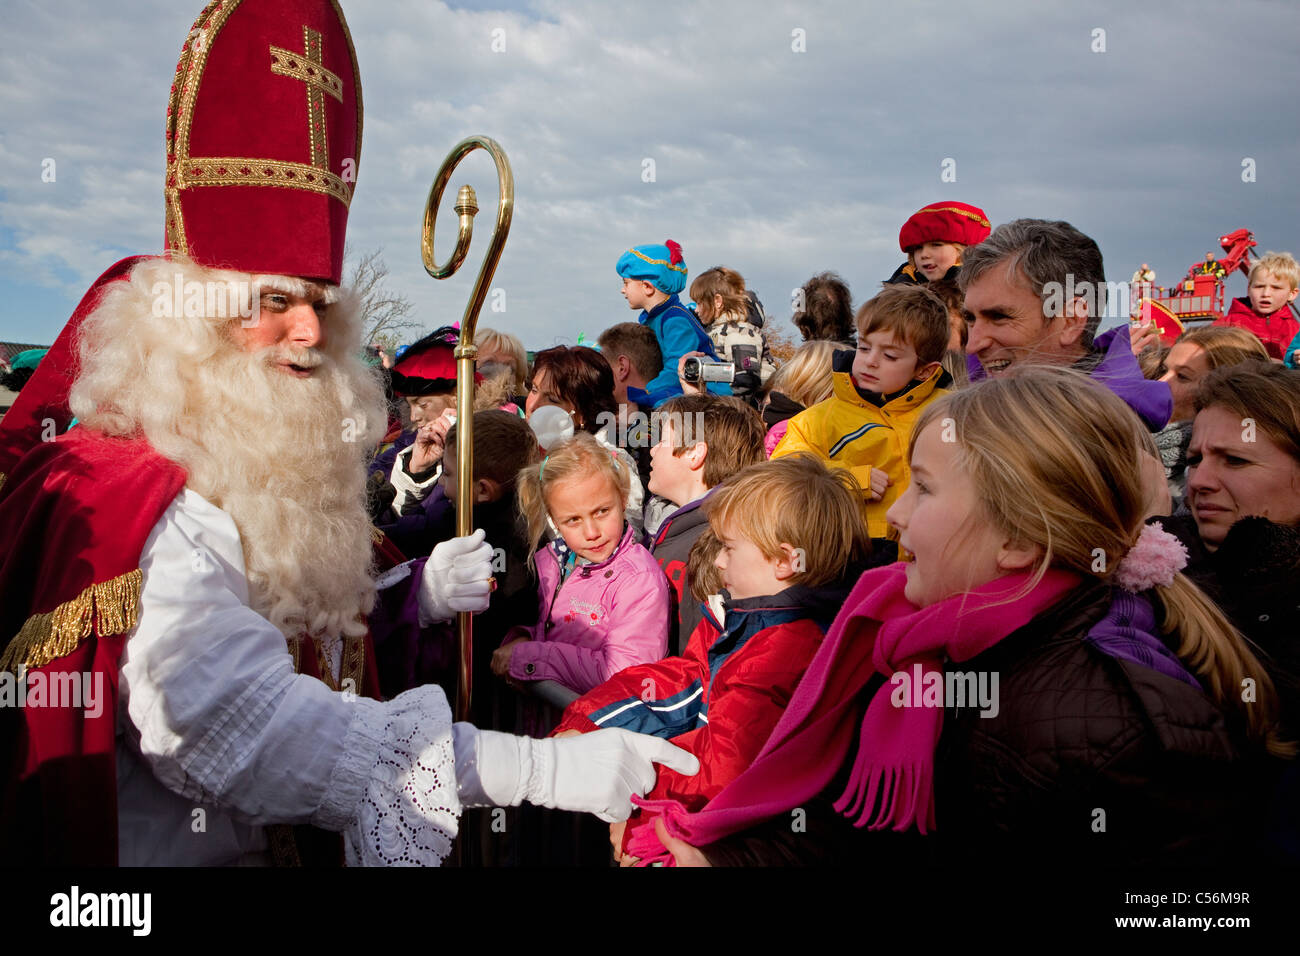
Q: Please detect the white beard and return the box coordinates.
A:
[68,259,388,640]
[184,342,384,640]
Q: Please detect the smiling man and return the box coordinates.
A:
[959,219,1172,431]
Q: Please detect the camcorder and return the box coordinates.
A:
[683,356,762,393]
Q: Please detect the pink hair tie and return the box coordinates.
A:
[1113,522,1189,592]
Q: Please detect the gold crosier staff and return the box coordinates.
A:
[421,136,514,722]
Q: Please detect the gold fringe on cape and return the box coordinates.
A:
[0,569,144,674]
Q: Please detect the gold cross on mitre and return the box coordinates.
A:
[269,27,343,173]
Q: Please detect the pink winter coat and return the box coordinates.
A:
[764,419,790,457]
[506,525,670,694]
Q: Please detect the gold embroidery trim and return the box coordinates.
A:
[0,473,6,493]
[1,569,144,674]
[270,33,344,103]
[624,248,687,274]
[370,526,384,545]
[165,0,364,256]
[180,157,351,205]
[341,632,366,691]
[285,632,365,694]
[916,206,992,228]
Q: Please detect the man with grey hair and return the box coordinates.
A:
[959,218,1172,430]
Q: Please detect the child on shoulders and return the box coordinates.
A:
[617,240,731,407]
[884,201,990,286]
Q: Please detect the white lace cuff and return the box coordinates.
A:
[326,685,461,866]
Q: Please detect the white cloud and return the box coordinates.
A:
[2,0,1298,347]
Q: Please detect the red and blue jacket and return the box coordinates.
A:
[552,574,862,819]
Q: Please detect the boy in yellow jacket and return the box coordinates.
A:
[772,284,950,538]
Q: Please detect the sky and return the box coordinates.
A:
[1,0,1297,350]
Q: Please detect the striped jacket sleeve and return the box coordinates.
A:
[551,622,714,737]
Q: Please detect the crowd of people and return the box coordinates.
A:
[357,207,1300,866]
[3,1,1298,871]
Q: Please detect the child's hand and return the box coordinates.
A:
[867,467,891,501]
[610,820,626,863]
[654,816,711,867]
[1129,321,1159,355]
[491,637,529,678]
[411,408,456,473]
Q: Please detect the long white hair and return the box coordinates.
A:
[69,257,387,641]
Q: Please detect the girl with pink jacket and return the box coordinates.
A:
[492,433,669,696]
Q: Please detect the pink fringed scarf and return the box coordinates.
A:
[625,562,1082,865]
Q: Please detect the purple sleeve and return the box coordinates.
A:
[509,569,670,694]
[367,558,457,699]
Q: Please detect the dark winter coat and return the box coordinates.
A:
[700,581,1265,866]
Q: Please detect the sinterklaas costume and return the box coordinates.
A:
[0,0,460,866]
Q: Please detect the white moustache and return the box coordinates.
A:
[264,347,324,370]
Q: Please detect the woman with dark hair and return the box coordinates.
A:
[1163,361,1300,737]
[526,345,644,532]
[792,272,855,346]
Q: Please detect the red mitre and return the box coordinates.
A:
[1138,298,1185,347]
[165,0,363,284]
[898,201,992,252]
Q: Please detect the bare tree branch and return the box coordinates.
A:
[344,245,421,346]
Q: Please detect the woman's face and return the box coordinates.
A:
[1159,342,1210,423]
[1186,404,1300,551]
[886,421,1021,607]
[405,393,455,426]
[524,366,577,422]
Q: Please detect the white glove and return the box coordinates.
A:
[452,724,700,823]
[418,529,494,625]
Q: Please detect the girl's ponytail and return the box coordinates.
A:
[1154,574,1294,758]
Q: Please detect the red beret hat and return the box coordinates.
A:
[164,0,362,284]
[898,202,991,253]
[390,327,484,397]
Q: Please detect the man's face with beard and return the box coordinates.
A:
[230,281,331,375]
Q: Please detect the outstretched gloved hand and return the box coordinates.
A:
[418,529,495,625]
[453,725,700,823]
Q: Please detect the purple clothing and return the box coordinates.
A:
[967,325,1172,430]
[368,428,415,481]
[508,524,670,695]
[1084,587,1200,689]
[367,557,454,699]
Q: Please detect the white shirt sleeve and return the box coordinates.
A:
[389,444,442,518]
[119,489,460,866]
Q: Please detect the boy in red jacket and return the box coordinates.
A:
[1217,252,1300,361]
[552,454,884,863]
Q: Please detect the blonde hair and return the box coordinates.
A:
[475,327,529,390]
[765,340,840,408]
[1248,251,1300,291]
[707,453,871,588]
[69,257,386,640]
[907,241,966,267]
[1177,325,1270,370]
[515,431,630,564]
[912,367,1290,756]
